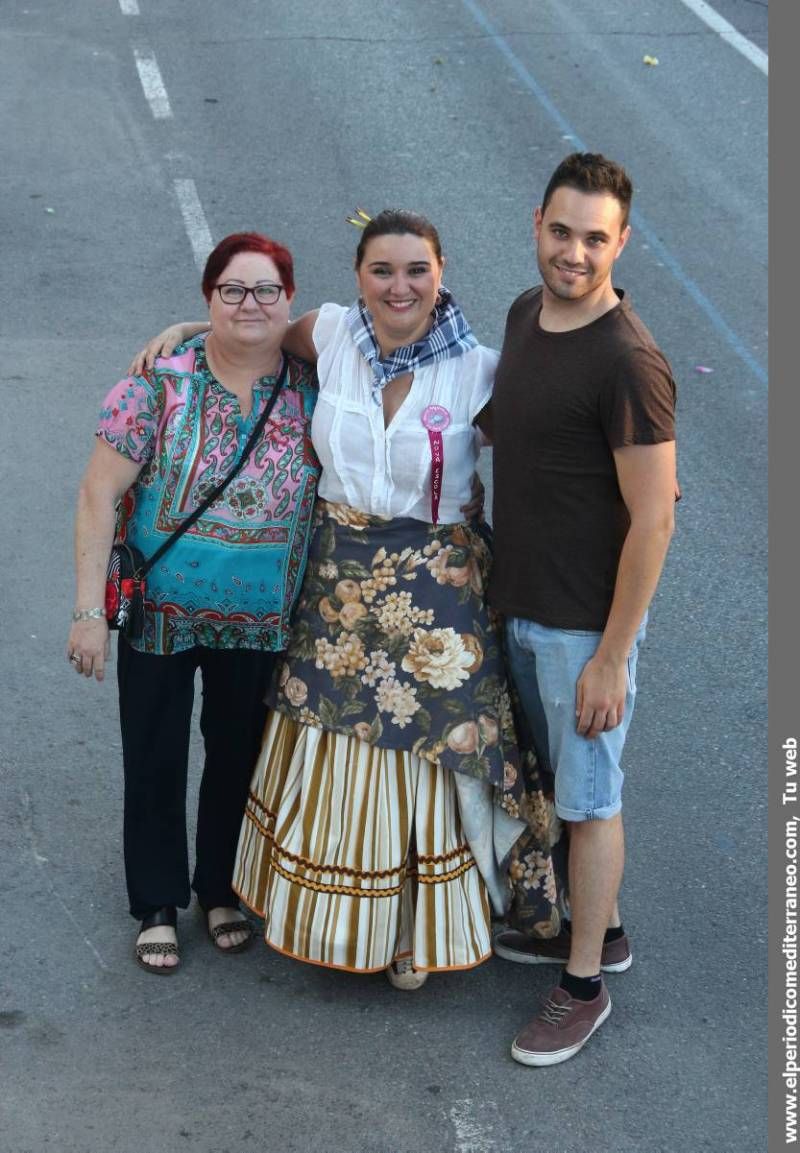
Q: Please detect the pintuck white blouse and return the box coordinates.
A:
[311,303,497,523]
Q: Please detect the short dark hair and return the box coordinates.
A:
[201,232,295,302]
[541,153,633,228]
[355,209,443,269]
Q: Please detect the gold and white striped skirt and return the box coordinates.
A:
[233,711,492,973]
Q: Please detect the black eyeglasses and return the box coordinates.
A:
[215,282,285,305]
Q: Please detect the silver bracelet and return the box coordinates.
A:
[72,607,106,621]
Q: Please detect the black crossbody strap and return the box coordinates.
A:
[137,357,289,578]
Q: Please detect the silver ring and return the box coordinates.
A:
[70,654,81,665]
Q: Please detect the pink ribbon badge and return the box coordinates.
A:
[421,405,451,525]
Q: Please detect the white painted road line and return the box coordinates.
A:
[119,0,140,14]
[133,47,172,118]
[678,0,768,75]
[449,1100,497,1153]
[174,179,215,268]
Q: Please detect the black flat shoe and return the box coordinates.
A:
[135,906,180,975]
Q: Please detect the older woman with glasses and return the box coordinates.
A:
[68,232,320,973]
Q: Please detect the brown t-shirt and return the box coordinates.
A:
[488,287,676,630]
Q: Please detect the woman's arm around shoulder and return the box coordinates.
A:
[283,310,320,363]
[127,322,208,377]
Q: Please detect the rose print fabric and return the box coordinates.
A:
[273,502,515,790]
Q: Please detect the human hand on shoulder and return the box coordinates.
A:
[127,323,204,377]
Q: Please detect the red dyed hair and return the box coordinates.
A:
[201,232,295,301]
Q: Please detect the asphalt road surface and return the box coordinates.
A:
[1,2,767,1151]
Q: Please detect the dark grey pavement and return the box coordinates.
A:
[1,1,767,1150]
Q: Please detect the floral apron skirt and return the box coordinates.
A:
[233,502,563,971]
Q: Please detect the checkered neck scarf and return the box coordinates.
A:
[345,288,477,404]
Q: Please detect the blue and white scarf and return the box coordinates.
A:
[345,288,478,405]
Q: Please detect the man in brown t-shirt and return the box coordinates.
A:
[489,154,677,1066]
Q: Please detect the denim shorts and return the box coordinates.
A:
[505,616,647,822]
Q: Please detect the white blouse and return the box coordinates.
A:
[311,303,496,523]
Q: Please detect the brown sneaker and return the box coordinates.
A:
[511,983,611,1067]
[493,928,632,973]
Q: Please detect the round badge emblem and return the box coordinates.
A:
[421,404,452,432]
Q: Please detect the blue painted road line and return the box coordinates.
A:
[459,0,768,388]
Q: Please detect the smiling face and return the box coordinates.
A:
[207,250,293,354]
[355,232,444,355]
[534,185,630,310]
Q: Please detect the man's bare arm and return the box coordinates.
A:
[575,440,676,738]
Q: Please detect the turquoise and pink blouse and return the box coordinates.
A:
[97,336,320,655]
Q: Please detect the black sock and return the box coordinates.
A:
[562,919,625,944]
[561,970,602,1001]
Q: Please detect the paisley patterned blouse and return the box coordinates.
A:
[97,337,320,655]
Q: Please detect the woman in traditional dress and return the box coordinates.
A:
[131,211,561,988]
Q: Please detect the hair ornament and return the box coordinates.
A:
[345,207,372,229]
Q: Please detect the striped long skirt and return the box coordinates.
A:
[233,711,492,973]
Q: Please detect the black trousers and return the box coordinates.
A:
[117,638,276,920]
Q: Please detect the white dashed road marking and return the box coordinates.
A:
[174,178,215,268]
[133,47,172,118]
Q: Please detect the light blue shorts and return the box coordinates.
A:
[505,616,647,822]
